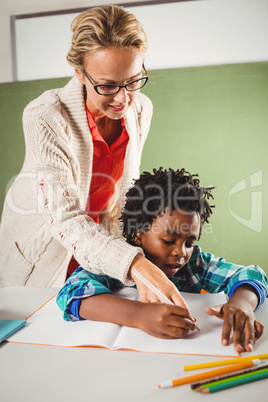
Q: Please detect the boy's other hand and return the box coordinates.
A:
[129,255,189,309]
[205,285,264,352]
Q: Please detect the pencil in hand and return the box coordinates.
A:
[132,269,200,331]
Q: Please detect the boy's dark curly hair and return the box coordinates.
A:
[120,167,215,246]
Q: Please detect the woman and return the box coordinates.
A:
[0,5,186,307]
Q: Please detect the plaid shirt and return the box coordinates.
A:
[56,245,268,321]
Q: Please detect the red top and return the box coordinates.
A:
[85,109,129,223]
[67,107,129,277]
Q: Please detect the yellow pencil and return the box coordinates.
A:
[158,359,260,389]
[184,353,268,371]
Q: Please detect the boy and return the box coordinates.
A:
[57,168,268,352]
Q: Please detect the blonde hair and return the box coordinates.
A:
[67,5,148,69]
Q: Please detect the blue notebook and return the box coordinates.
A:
[0,320,26,343]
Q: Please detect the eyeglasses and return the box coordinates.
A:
[81,64,149,96]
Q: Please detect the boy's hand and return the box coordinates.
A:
[205,285,264,352]
[137,303,197,339]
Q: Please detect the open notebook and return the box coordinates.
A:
[8,289,239,357]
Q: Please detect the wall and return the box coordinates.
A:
[1,0,268,82]
[0,0,147,83]
[141,62,268,273]
[12,0,268,81]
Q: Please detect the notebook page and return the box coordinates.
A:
[9,290,239,356]
[113,292,238,357]
[8,296,122,348]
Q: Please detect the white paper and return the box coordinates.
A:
[114,293,236,356]
[8,290,238,357]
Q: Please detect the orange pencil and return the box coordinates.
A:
[158,359,260,389]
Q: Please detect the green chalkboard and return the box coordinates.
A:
[0,62,267,274]
[141,62,268,274]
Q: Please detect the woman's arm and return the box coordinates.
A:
[129,254,189,309]
[79,293,196,339]
[21,80,150,286]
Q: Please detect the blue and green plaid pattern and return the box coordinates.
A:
[57,245,268,321]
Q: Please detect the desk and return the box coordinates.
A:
[0,287,267,402]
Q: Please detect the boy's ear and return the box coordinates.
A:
[134,231,142,246]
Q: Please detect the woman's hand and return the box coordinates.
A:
[129,254,189,308]
[205,285,264,352]
[136,302,196,339]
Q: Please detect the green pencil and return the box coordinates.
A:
[192,363,268,390]
[200,370,268,394]
[197,367,268,391]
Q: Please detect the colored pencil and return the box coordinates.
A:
[199,370,268,394]
[191,362,268,389]
[131,269,200,331]
[184,353,268,371]
[195,368,268,392]
[158,359,260,389]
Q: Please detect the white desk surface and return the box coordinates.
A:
[0,286,267,402]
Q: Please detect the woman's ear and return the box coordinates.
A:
[134,231,142,246]
[75,68,85,85]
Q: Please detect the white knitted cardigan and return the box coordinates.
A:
[0,77,153,288]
